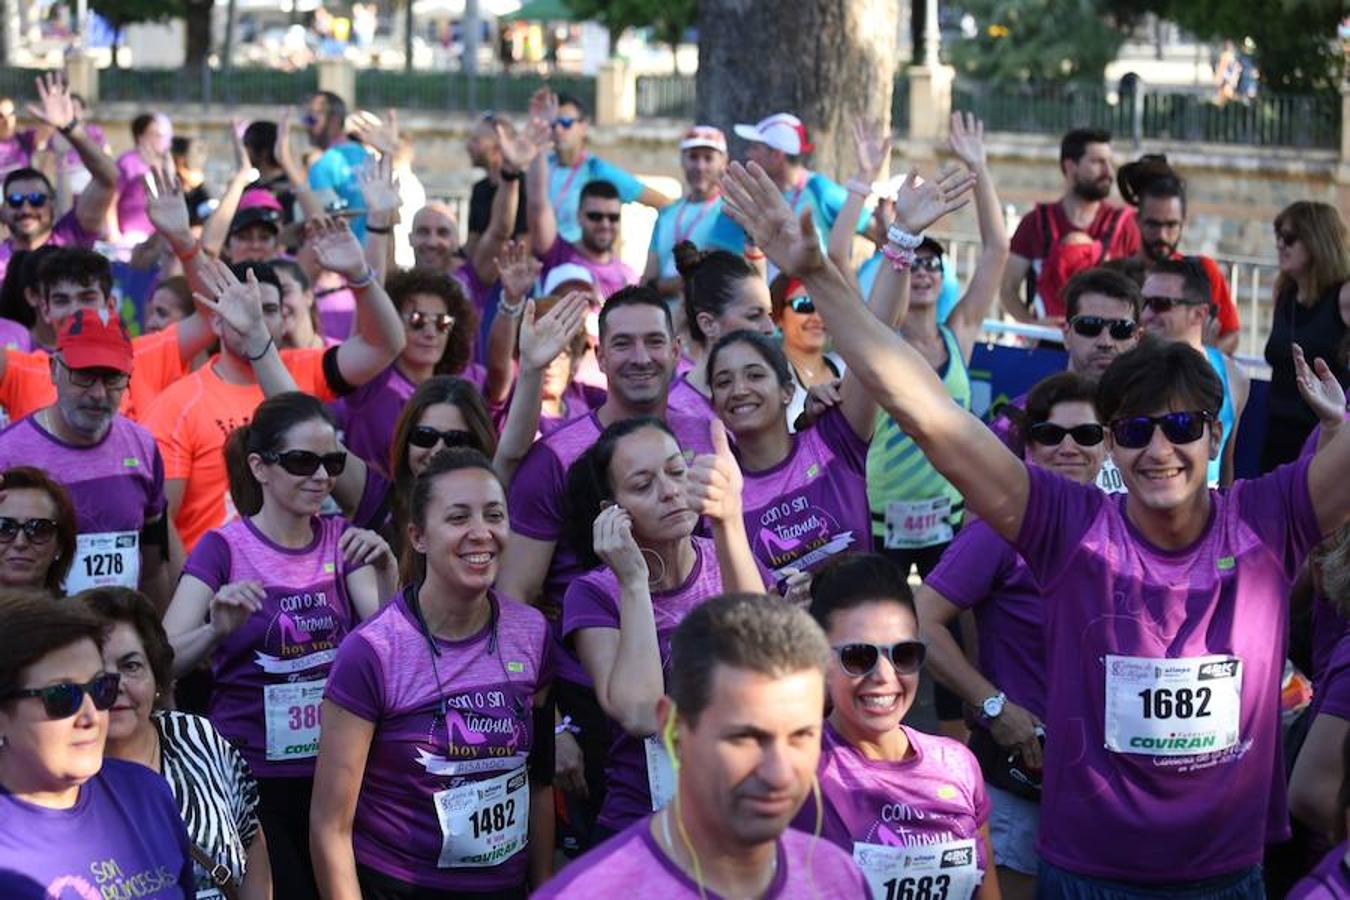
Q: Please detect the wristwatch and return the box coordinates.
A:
[980,692,1007,722]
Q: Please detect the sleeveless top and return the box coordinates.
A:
[867,325,971,545]
[1204,345,1235,487]
[1264,281,1349,431]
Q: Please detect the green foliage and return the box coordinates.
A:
[88,0,184,29]
[948,0,1138,82]
[563,0,695,51]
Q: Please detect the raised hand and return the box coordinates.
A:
[274,109,298,172]
[209,581,265,639]
[144,164,194,251]
[520,291,587,373]
[594,504,649,587]
[528,87,559,124]
[496,240,542,302]
[358,153,402,220]
[891,165,977,235]
[851,116,892,182]
[305,217,367,281]
[948,111,987,170]
[1293,342,1347,426]
[348,109,400,157]
[231,117,251,171]
[26,72,76,131]
[686,419,744,523]
[721,161,827,277]
[497,118,549,172]
[194,261,267,350]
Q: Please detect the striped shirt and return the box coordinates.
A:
[155,710,261,898]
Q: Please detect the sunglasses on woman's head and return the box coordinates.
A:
[404,311,455,333]
[1027,422,1105,447]
[0,516,58,545]
[4,672,120,720]
[833,640,926,677]
[5,192,49,209]
[1108,410,1211,449]
[1069,315,1137,341]
[409,426,478,450]
[788,296,816,315]
[259,449,348,477]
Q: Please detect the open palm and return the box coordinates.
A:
[721,162,826,277]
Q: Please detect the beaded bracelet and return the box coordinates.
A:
[882,242,916,272]
[554,715,581,736]
[886,223,924,250]
[348,267,376,290]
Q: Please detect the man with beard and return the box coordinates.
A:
[302,91,369,238]
[464,114,529,254]
[642,126,745,298]
[1119,156,1241,354]
[1000,128,1140,323]
[527,154,637,298]
[0,309,172,607]
[0,74,118,285]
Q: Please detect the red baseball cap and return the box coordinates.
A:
[56,309,133,375]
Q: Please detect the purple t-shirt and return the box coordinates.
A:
[539,236,637,300]
[1312,596,1348,689]
[0,209,100,285]
[115,150,155,239]
[562,535,723,831]
[740,407,869,585]
[508,410,715,684]
[1311,633,1350,722]
[665,374,712,420]
[326,588,551,891]
[1288,842,1350,899]
[794,723,991,876]
[533,813,869,899]
[0,317,31,351]
[0,130,33,176]
[1013,459,1322,882]
[926,519,1046,720]
[183,514,362,778]
[0,757,195,899]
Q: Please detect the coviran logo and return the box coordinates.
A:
[1130,734,1217,751]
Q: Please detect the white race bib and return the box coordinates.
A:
[262,679,325,761]
[644,734,676,811]
[1104,654,1243,756]
[64,530,140,593]
[884,497,954,550]
[853,838,982,900]
[433,766,529,868]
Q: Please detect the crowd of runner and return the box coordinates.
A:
[0,70,1347,899]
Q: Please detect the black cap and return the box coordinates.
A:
[228,206,281,237]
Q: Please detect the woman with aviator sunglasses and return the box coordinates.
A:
[164,391,392,900]
[770,274,845,428]
[0,466,77,595]
[0,591,195,895]
[794,553,999,900]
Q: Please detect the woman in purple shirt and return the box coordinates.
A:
[917,372,1106,899]
[0,466,76,595]
[163,392,395,900]
[312,448,555,898]
[724,160,1350,898]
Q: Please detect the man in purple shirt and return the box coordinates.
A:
[724,159,1350,897]
[536,593,868,899]
[0,74,117,285]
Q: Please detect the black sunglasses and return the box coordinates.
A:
[1276,229,1299,247]
[404,310,455,334]
[912,255,943,272]
[6,192,49,209]
[1069,315,1137,341]
[1027,422,1105,447]
[833,641,927,677]
[259,449,348,477]
[409,426,478,451]
[584,211,621,224]
[788,296,816,315]
[1109,410,1211,449]
[4,672,120,720]
[0,516,58,545]
[1142,296,1204,314]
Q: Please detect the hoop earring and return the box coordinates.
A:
[641,547,666,587]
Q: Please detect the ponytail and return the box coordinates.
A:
[224,424,262,516]
[675,240,756,347]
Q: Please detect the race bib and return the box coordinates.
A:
[433,766,529,868]
[262,679,325,761]
[644,734,676,811]
[1104,654,1243,756]
[853,839,982,900]
[883,497,953,550]
[64,531,140,593]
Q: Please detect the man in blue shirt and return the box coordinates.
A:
[303,91,370,239]
[734,112,853,251]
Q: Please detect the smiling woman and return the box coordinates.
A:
[0,466,77,595]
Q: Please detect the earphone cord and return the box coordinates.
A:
[410,582,524,720]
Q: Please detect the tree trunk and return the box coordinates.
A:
[697,0,898,180]
[184,0,214,70]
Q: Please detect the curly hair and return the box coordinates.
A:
[386,268,479,377]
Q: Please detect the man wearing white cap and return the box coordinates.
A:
[642,125,747,297]
[734,112,854,249]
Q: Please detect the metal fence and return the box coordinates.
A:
[0,67,45,100]
[355,70,595,114]
[636,74,697,119]
[97,67,318,106]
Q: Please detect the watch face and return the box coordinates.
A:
[983,695,1004,717]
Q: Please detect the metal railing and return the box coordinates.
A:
[97,67,318,106]
[355,70,596,114]
[636,74,698,119]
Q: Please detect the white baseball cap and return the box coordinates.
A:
[541,263,596,296]
[733,113,813,155]
[679,125,728,154]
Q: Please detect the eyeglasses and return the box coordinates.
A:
[1027,422,1105,447]
[6,192,49,209]
[259,449,348,477]
[912,255,943,273]
[56,358,130,391]
[788,296,816,315]
[552,116,577,129]
[1108,410,1211,449]
[584,211,621,224]
[404,310,455,333]
[1142,296,1205,314]
[833,640,927,677]
[1069,315,1138,341]
[409,426,479,450]
[1275,229,1299,247]
[4,672,120,720]
[0,516,58,545]
[301,113,320,128]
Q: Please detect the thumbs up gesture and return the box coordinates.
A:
[686,419,743,523]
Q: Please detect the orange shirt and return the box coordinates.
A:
[143,349,335,552]
[0,323,186,422]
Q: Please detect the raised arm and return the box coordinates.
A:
[525,90,559,258]
[483,241,542,404]
[307,218,406,387]
[27,74,117,236]
[144,165,220,364]
[473,118,545,281]
[1298,345,1350,536]
[274,109,326,221]
[358,152,401,283]
[999,254,1036,324]
[723,161,1031,544]
[827,117,890,282]
[945,112,1010,357]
